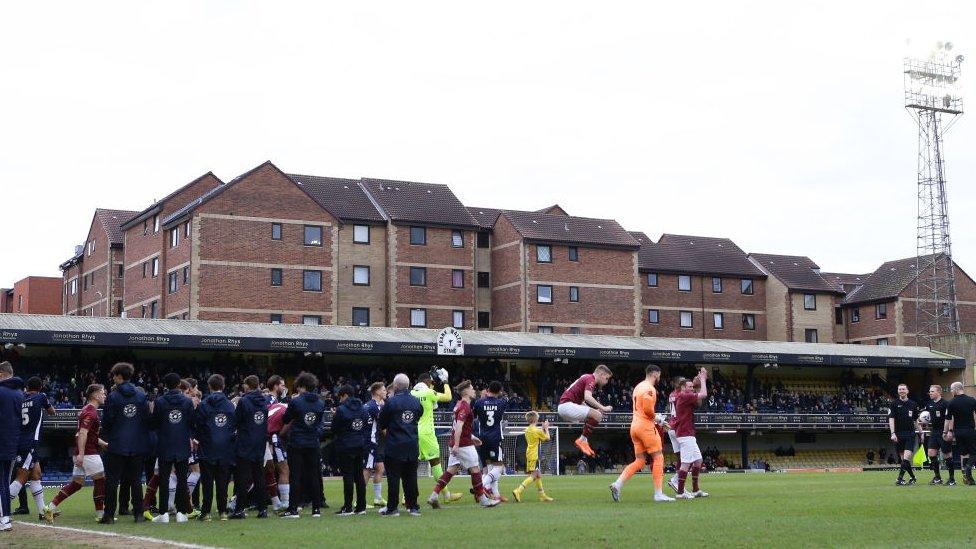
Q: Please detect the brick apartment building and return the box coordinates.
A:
[834,255,976,345]
[59,209,138,316]
[1,276,62,315]
[50,160,976,345]
[750,253,845,344]
[633,233,768,339]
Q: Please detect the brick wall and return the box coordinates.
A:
[842,300,897,344]
[192,164,337,324]
[12,277,62,315]
[790,292,836,344]
[640,273,766,339]
[62,262,82,315]
[490,217,523,330]
[336,222,388,326]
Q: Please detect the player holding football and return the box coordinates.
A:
[888,383,920,485]
[921,384,953,485]
[412,368,460,503]
[9,376,55,521]
[609,364,673,503]
[512,411,553,502]
[427,380,499,509]
[474,381,508,501]
[557,364,613,458]
[672,368,708,499]
[46,384,108,522]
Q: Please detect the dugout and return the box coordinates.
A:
[0,313,967,473]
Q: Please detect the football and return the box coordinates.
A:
[918,410,931,425]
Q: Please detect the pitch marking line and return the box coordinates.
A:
[16,520,219,548]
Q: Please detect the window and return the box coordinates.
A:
[170,228,179,248]
[304,225,323,246]
[536,245,552,263]
[410,226,426,245]
[877,338,889,346]
[570,327,581,335]
[353,224,370,244]
[140,305,146,318]
[741,278,754,295]
[713,312,724,329]
[88,241,94,256]
[410,308,427,327]
[477,272,490,288]
[568,247,579,261]
[182,266,189,285]
[271,268,283,287]
[353,265,370,286]
[805,329,818,343]
[270,314,282,324]
[83,275,88,291]
[142,262,147,278]
[679,311,693,328]
[451,230,464,248]
[271,223,282,240]
[149,300,158,319]
[804,294,816,310]
[409,267,427,286]
[70,279,77,295]
[537,285,553,304]
[143,220,149,236]
[151,258,159,278]
[184,221,191,237]
[168,272,178,294]
[451,269,464,288]
[742,313,756,331]
[875,303,887,319]
[117,301,123,316]
[352,307,370,327]
[452,310,465,329]
[537,326,554,334]
[153,215,159,233]
[477,311,490,329]
[477,231,490,249]
[117,264,124,278]
[678,275,691,292]
[569,286,580,302]
[647,309,660,324]
[647,273,658,287]
[835,308,843,325]
[303,270,322,292]
[712,277,723,293]
[302,315,321,326]
[852,308,860,322]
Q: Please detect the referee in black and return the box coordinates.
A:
[944,381,976,485]
[922,384,953,485]
[888,383,920,485]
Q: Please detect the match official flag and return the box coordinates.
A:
[912,444,926,467]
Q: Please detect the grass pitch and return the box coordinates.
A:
[11,472,976,548]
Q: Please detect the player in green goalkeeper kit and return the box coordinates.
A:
[412,368,462,503]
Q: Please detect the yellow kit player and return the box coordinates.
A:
[513,411,553,502]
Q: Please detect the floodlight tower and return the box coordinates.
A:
[904,41,964,343]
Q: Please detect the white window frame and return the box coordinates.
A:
[678,275,692,292]
[353,224,370,244]
[537,285,553,304]
[410,308,427,327]
[679,310,693,328]
[353,265,370,286]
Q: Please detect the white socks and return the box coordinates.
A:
[373,482,382,499]
[30,480,45,510]
[279,484,289,507]
[187,471,200,494]
[168,474,177,511]
[9,480,23,500]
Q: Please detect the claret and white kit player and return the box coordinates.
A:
[557,364,613,458]
[671,368,708,499]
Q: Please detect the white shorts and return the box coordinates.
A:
[72,454,105,477]
[447,445,480,471]
[677,436,703,464]
[667,428,679,451]
[557,402,591,423]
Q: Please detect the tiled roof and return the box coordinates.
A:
[500,210,639,249]
[639,234,766,277]
[535,204,568,216]
[842,255,938,305]
[750,253,842,294]
[121,172,222,230]
[95,208,139,245]
[467,207,503,230]
[361,178,479,228]
[822,272,868,293]
[287,174,386,223]
[628,231,657,267]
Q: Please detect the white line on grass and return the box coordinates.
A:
[16,520,219,549]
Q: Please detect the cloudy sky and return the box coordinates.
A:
[2,1,974,286]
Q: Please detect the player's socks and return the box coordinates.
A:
[433,471,454,494]
[168,475,177,511]
[431,463,444,479]
[143,474,160,508]
[615,457,645,486]
[651,454,664,494]
[901,459,916,480]
[373,482,382,501]
[931,456,941,479]
[582,418,598,438]
[946,457,955,480]
[265,469,279,501]
[470,471,485,499]
[691,464,701,492]
[676,468,688,494]
[29,480,45,511]
[520,476,534,490]
[52,480,82,506]
[279,484,290,507]
[533,477,544,492]
[9,480,23,498]
[93,477,106,511]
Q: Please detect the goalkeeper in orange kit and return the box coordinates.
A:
[512,411,554,502]
[609,364,674,503]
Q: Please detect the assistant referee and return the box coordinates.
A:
[888,383,919,486]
